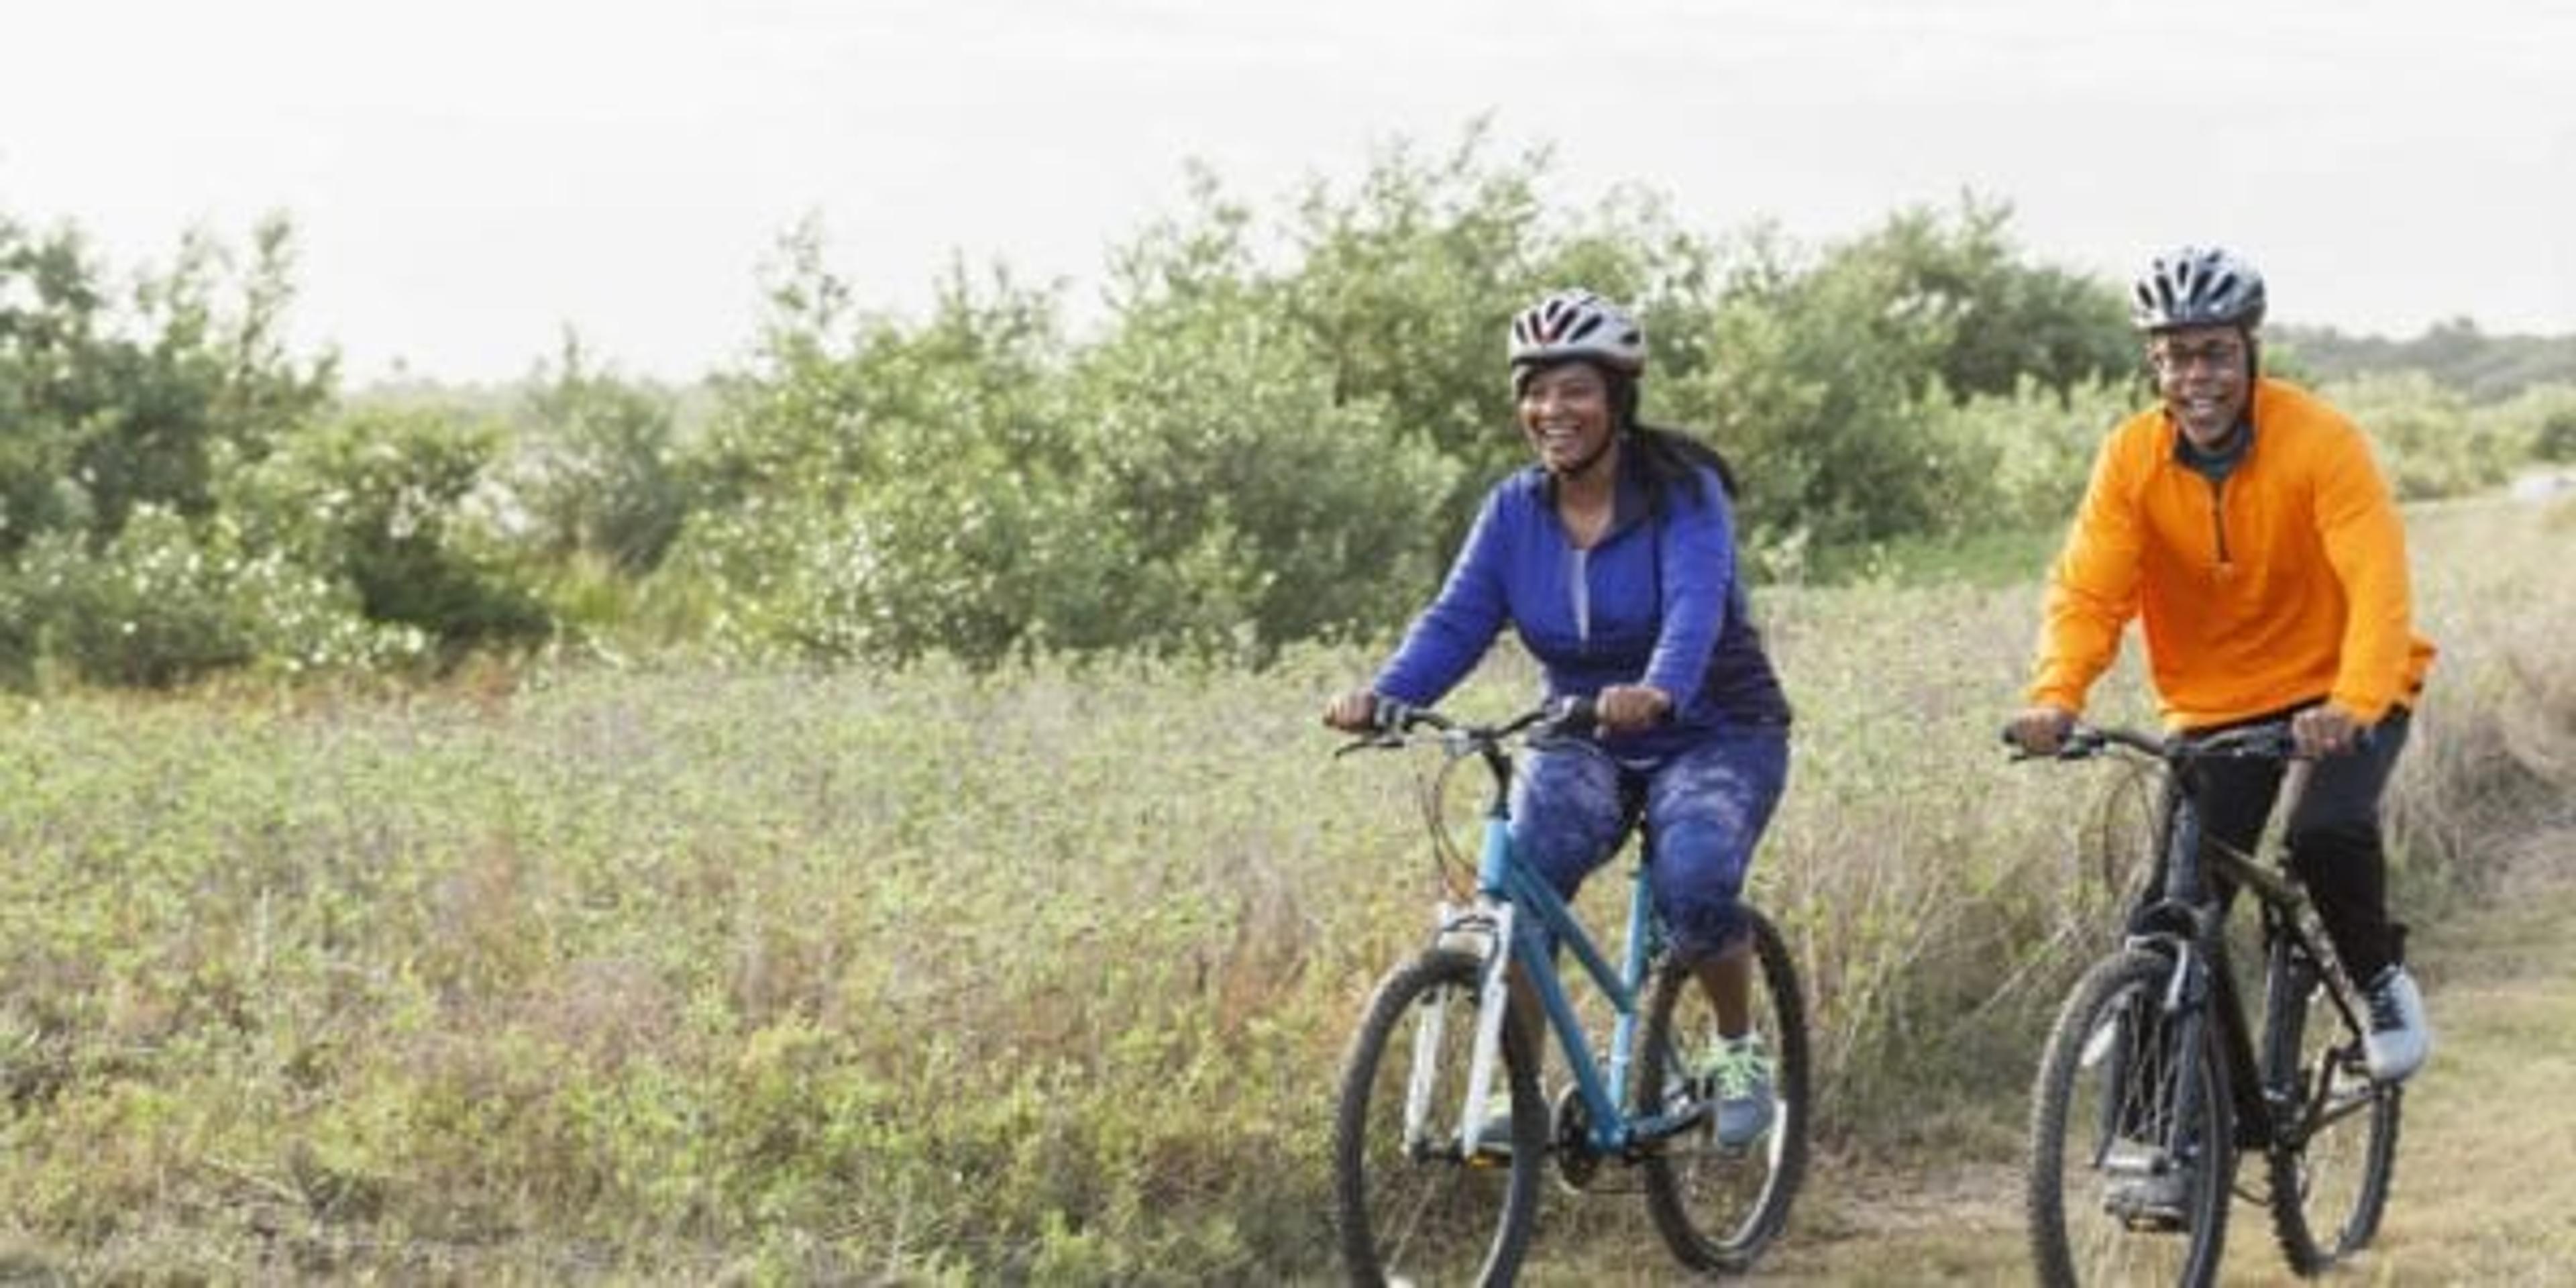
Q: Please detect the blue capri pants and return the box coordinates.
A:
[1507,724,1789,963]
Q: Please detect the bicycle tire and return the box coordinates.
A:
[1334,948,1545,1287]
[2262,947,2402,1273]
[2028,947,2235,1288]
[1636,906,1810,1272]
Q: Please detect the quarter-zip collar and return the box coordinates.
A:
[2165,405,2259,574]
[1539,448,1655,545]
[1543,454,1657,652]
[2171,412,2256,483]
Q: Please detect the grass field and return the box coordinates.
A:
[1,494,2567,1282]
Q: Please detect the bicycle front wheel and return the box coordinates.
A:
[1636,906,1810,1273]
[2263,949,2401,1273]
[2028,948,2235,1288]
[1333,948,1545,1287]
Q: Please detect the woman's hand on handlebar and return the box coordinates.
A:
[1594,684,1672,736]
[1322,688,1382,734]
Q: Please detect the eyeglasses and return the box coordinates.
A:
[2150,339,2246,373]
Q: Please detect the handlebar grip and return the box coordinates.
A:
[1545,694,1599,736]
[1369,696,1415,733]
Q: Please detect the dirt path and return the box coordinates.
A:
[1742,839,2576,1285]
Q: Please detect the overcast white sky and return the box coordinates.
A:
[5,0,2570,384]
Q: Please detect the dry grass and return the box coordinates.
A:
[0,494,2565,1281]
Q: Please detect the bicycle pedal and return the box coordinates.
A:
[2102,1169,2192,1229]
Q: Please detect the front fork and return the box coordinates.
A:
[1462,899,1520,1155]
[1401,894,1519,1157]
[2148,920,2273,1171]
[2155,937,2218,1175]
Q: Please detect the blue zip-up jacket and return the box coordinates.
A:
[1373,460,1792,759]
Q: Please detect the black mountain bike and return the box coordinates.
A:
[2017,720,2402,1286]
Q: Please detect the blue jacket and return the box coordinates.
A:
[1373,459,1792,759]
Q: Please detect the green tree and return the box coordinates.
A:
[0,214,331,556]
[2273,319,2576,404]
[1,217,111,555]
[227,405,550,657]
[1108,126,1728,557]
[508,333,689,574]
[676,251,1083,665]
[2324,370,2514,500]
[1660,201,2135,557]
[1065,293,1458,657]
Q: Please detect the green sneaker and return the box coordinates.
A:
[1695,1034,1776,1148]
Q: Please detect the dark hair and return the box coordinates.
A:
[1605,370,1741,513]
[1630,420,1741,508]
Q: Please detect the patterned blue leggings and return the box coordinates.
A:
[1507,727,1789,963]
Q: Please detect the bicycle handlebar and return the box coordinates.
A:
[1334,694,1598,759]
[2000,718,2314,765]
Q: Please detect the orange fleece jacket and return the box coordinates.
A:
[2029,378,2436,730]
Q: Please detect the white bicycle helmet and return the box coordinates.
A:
[2131,246,2267,332]
[1508,288,1647,374]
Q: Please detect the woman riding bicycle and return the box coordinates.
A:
[1322,287,1794,1146]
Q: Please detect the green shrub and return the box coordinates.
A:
[2490,382,2576,465]
[2326,370,2520,499]
[504,339,692,576]
[7,506,415,688]
[225,406,551,658]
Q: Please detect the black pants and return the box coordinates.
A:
[2192,706,2412,985]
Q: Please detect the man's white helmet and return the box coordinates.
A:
[2131,246,2268,332]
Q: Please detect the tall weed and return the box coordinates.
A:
[0,498,2565,1281]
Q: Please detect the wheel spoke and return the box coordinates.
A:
[2264,955,2400,1273]
[1638,910,1808,1273]
[1335,951,1542,1285]
[2029,951,2232,1287]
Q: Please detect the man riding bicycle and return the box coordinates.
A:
[2006,245,2436,1084]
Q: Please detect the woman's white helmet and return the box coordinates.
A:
[1508,288,1646,375]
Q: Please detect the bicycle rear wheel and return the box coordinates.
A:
[1334,948,1545,1287]
[2263,947,2401,1273]
[1636,906,1809,1272]
[2028,948,2234,1287]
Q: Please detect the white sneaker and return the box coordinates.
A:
[2362,965,2432,1083]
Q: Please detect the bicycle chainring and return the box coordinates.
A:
[1551,1083,1600,1191]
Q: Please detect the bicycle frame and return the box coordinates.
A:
[2123,753,2374,1159]
[1428,737,1699,1161]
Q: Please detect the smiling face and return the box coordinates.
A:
[2148,324,2253,448]
[1515,361,1618,477]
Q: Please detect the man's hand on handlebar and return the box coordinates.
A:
[2290,702,2364,759]
[2005,703,2078,757]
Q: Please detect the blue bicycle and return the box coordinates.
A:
[1330,698,1809,1285]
